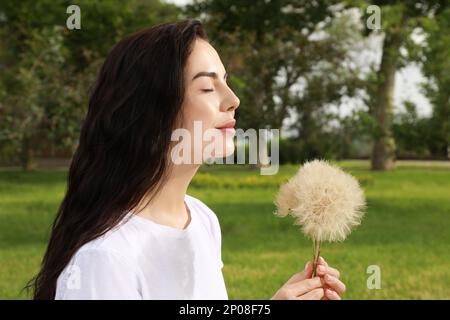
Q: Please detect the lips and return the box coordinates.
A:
[216,119,236,136]
[216,119,236,130]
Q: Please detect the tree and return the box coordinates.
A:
[186,1,364,163]
[0,26,82,170]
[420,6,450,159]
[358,0,447,170]
[0,0,181,169]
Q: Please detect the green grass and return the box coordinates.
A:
[1,161,449,299]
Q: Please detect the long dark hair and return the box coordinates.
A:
[27,19,208,299]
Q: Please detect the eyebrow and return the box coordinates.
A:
[191,71,228,81]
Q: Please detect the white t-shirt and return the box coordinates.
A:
[55,194,228,300]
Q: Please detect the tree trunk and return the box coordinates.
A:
[371,31,401,171]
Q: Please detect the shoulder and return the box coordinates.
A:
[69,241,140,279]
[75,213,147,261]
[72,246,135,268]
[56,247,142,299]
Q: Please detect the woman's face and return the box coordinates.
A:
[179,38,240,164]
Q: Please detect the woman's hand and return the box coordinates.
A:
[270,256,346,300]
[315,256,346,300]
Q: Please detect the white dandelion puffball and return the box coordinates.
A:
[274,159,366,242]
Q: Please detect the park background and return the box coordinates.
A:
[0,0,449,299]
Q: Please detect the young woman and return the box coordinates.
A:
[29,19,346,300]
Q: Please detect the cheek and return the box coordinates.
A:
[177,93,234,162]
[182,95,218,132]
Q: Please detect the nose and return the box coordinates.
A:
[222,86,240,112]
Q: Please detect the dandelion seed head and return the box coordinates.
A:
[274,159,366,242]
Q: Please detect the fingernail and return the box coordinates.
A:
[317,265,325,273]
[304,261,310,270]
[326,289,335,296]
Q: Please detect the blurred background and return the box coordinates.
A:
[0,0,449,299]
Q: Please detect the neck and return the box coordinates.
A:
[133,163,200,227]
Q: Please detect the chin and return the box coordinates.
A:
[220,140,235,158]
[207,140,235,160]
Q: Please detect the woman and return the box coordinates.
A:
[29,19,346,300]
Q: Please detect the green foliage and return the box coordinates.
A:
[0,0,182,168]
[420,6,450,158]
[392,101,432,158]
[1,26,74,168]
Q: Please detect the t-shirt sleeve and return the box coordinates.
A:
[56,248,142,300]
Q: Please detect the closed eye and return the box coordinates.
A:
[201,89,214,92]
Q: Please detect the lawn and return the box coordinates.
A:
[0,160,449,299]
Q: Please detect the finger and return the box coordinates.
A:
[296,288,325,300]
[323,274,346,295]
[289,276,323,296]
[318,256,328,267]
[325,289,341,300]
[316,264,340,279]
[286,261,313,284]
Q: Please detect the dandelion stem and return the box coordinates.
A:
[312,237,321,277]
